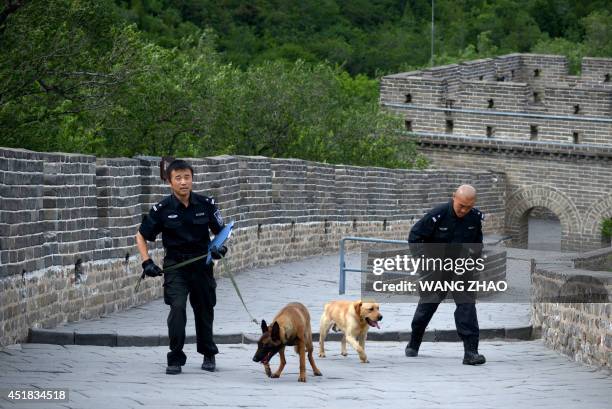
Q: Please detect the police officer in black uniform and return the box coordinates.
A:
[135,159,227,375]
[405,184,486,365]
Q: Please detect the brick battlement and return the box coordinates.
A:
[381,54,612,145]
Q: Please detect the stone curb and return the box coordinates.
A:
[28,326,533,347]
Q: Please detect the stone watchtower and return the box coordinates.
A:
[381,54,612,251]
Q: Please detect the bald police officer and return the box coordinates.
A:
[136,159,226,375]
[405,185,486,365]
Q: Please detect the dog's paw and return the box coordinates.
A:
[271,373,281,378]
[264,367,272,377]
[341,351,348,357]
[314,370,323,376]
[318,352,326,358]
[298,376,306,383]
[360,359,370,364]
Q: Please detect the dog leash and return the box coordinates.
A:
[135,252,259,326]
[226,269,259,325]
[167,255,260,326]
[134,254,208,292]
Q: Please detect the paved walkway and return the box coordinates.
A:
[1,341,610,409]
[28,247,578,345]
[5,239,608,409]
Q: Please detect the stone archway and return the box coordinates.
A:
[505,185,581,251]
[527,206,562,251]
[583,193,612,250]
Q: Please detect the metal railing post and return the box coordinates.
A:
[338,236,410,294]
[339,238,346,294]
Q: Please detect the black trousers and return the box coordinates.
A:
[410,273,480,349]
[163,257,218,366]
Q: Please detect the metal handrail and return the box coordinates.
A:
[338,236,409,294]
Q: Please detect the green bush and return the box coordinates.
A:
[602,218,612,239]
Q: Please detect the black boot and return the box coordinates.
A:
[405,336,422,357]
[201,355,216,372]
[166,365,181,375]
[405,345,419,357]
[462,338,486,365]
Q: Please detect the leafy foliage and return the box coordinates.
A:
[1,0,611,169]
[0,0,425,169]
[602,218,612,240]
[115,0,612,76]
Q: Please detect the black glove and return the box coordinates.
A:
[142,259,163,277]
[210,245,228,260]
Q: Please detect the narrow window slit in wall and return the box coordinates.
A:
[446,120,454,134]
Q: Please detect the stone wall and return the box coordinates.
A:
[411,134,612,251]
[0,147,506,346]
[532,261,611,369]
[381,53,612,145]
[573,247,612,272]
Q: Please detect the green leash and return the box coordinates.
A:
[227,269,259,325]
[135,253,258,326]
[135,253,208,293]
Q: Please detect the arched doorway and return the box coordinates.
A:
[527,206,562,251]
[505,185,581,251]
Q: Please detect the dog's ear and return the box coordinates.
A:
[271,322,281,341]
[261,319,268,334]
[354,301,363,316]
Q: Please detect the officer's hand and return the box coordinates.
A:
[142,259,163,277]
[210,245,228,260]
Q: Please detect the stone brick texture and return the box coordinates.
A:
[381,54,612,252]
[412,135,612,252]
[0,148,505,346]
[381,54,612,145]
[573,247,612,271]
[532,264,611,369]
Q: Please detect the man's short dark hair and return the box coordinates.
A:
[166,159,194,180]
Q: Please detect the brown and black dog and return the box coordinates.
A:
[252,302,322,382]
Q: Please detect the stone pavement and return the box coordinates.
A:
[1,341,610,409]
[27,247,578,346]
[5,239,609,409]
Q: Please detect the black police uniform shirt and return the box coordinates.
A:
[408,200,484,244]
[139,192,225,255]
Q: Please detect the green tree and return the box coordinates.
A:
[0,0,140,151]
[532,36,586,74]
[582,10,612,57]
[96,32,223,157]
